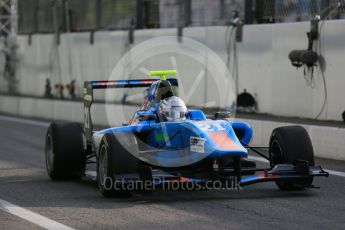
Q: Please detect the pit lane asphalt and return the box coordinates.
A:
[0,116,344,230]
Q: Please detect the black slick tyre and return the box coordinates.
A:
[45,123,85,180]
[269,126,314,190]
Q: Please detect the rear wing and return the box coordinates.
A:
[83,79,178,145]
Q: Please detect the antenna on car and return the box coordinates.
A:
[148,70,177,80]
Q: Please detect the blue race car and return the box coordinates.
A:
[45,70,328,197]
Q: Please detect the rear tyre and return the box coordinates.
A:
[97,133,139,197]
[269,126,314,191]
[45,123,86,180]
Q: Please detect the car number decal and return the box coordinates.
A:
[198,123,226,132]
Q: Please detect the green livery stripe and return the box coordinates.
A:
[155,133,165,141]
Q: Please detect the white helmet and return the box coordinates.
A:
[158,96,187,121]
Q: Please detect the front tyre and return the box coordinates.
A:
[97,133,139,197]
[45,123,86,180]
[269,126,315,191]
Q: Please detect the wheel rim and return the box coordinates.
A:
[98,145,108,186]
[270,139,283,166]
[45,135,53,172]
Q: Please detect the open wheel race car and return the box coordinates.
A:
[45,70,329,197]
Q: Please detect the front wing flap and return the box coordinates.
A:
[239,164,329,186]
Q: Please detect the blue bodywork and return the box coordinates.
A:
[95,79,254,167]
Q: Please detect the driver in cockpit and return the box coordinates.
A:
[152,80,188,122]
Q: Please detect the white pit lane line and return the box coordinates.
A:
[0,199,75,230]
[248,156,345,178]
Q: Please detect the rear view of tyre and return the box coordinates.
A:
[45,123,85,180]
[97,133,139,197]
[269,126,314,190]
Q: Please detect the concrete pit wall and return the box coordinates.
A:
[2,20,345,121]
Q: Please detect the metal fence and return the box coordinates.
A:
[18,0,137,34]
[17,0,345,34]
[258,0,345,23]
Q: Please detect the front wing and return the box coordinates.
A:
[239,164,329,186]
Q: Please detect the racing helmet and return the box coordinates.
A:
[158,96,188,121]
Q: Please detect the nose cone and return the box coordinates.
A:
[208,131,246,152]
[193,120,248,157]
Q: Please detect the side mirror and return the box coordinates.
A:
[214,112,231,120]
[139,114,156,121]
